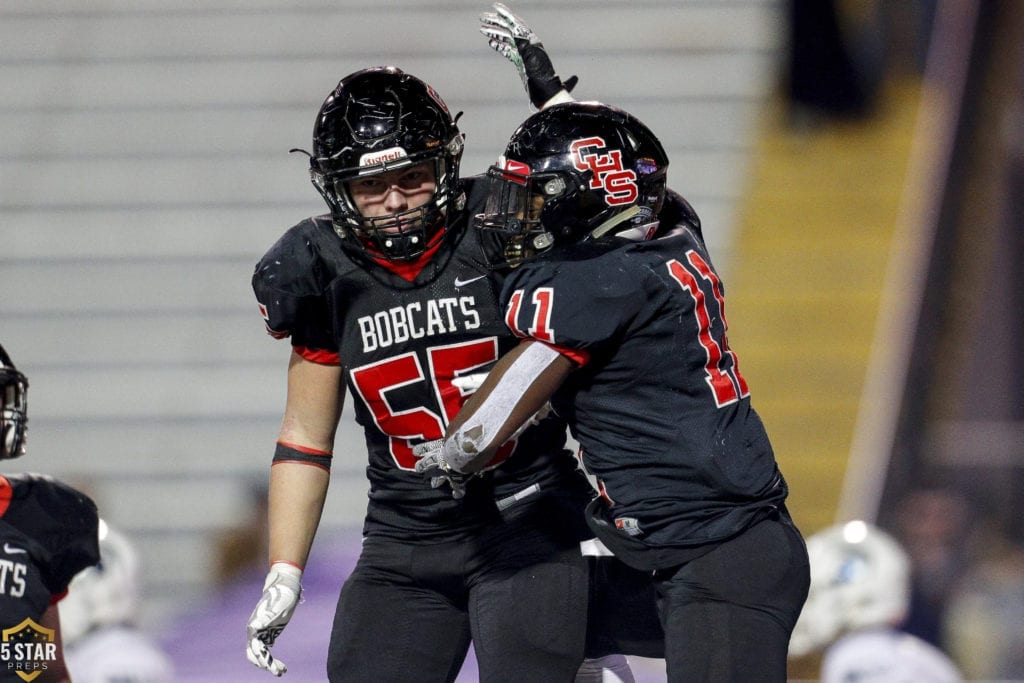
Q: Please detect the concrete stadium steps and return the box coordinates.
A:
[727,77,923,534]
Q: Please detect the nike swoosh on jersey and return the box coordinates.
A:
[3,543,27,554]
[454,274,488,288]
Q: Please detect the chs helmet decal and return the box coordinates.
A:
[569,137,638,206]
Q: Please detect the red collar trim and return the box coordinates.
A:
[367,235,445,282]
[0,476,11,517]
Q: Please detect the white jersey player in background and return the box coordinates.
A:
[789,520,963,682]
[61,519,176,683]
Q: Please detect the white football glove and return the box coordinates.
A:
[413,439,468,499]
[246,562,303,676]
[479,2,577,109]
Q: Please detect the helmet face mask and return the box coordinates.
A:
[307,67,465,262]
[476,164,575,268]
[0,344,28,460]
[337,160,443,259]
[475,102,668,269]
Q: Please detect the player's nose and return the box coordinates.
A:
[382,187,408,212]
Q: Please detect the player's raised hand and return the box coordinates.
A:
[479,3,577,109]
[480,2,539,50]
[246,562,303,676]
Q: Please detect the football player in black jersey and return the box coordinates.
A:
[417,102,812,682]
[246,5,666,682]
[1,343,101,683]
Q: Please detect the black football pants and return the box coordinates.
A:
[654,511,810,682]
[326,490,590,682]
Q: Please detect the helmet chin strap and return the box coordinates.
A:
[587,205,645,241]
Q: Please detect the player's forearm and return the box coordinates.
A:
[445,341,569,473]
[267,461,329,569]
[265,351,342,567]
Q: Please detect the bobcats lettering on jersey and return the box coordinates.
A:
[252,179,584,537]
[0,558,28,596]
[357,296,482,352]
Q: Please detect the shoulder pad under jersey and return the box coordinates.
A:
[0,473,99,594]
[252,217,337,343]
[655,189,703,241]
[461,174,488,217]
[503,245,644,358]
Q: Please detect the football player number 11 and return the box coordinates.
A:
[666,250,750,408]
[505,249,750,410]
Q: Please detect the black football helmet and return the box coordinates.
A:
[0,343,28,460]
[475,101,669,268]
[304,66,466,261]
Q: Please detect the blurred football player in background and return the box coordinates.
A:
[60,519,175,682]
[1,342,100,683]
[942,503,1024,680]
[789,520,963,682]
[416,100,809,682]
[245,5,669,681]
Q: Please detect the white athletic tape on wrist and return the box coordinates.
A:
[540,89,576,110]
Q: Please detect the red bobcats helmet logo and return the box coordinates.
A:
[569,137,638,206]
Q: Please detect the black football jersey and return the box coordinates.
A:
[0,520,53,625]
[501,225,788,558]
[253,177,587,539]
[0,474,100,625]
